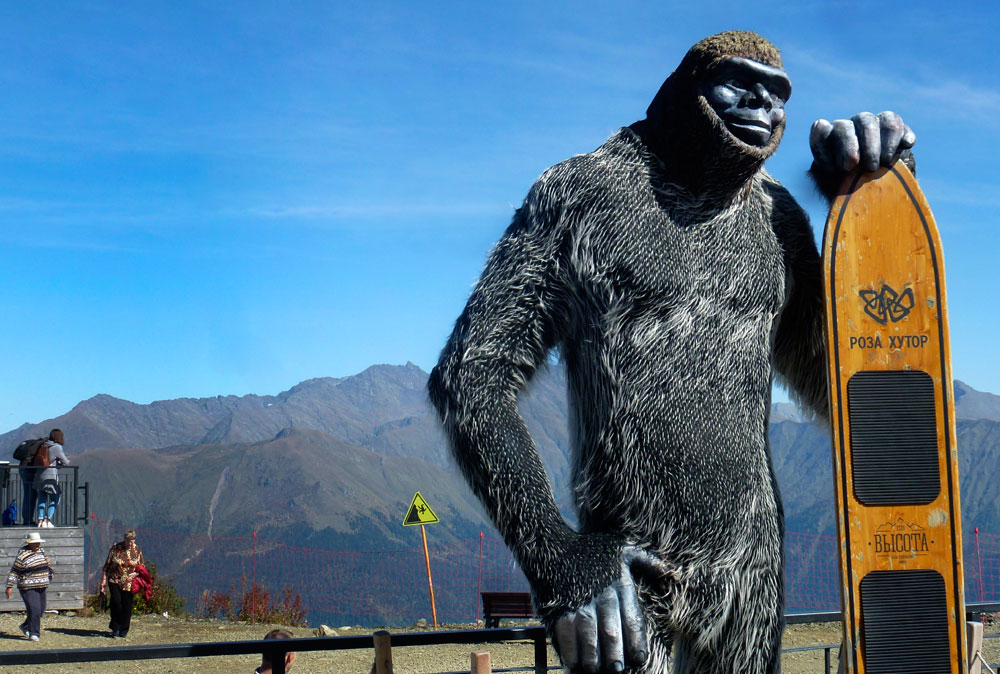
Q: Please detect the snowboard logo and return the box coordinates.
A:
[859,284,914,325]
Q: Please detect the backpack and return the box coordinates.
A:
[12,437,47,463]
[1,500,16,526]
[32,442,51,467]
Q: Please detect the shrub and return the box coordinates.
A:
[197,582,307,627]
[238,582,307,626]
[86,564,185,616]
[198,589,235,621]
[84,590,106,615]
[133,563,185,616]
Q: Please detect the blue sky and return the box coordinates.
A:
[1,1,998,427]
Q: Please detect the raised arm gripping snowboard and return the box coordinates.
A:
[822,163,966,674]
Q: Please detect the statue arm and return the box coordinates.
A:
[768,179,830,422]
[808,111,916,203]
[429,174,657,672]
[776,111,918,417]
[429,176,626,596]
[428,175,573,562]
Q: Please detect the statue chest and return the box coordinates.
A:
[565,187,788,327]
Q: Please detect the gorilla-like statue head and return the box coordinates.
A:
[635,31,792,200]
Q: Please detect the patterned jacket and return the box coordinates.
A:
[104,541,144,590]
[6,546,52,591]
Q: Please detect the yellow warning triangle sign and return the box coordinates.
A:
[403,491,440,526]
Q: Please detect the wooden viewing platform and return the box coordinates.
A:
[0,526,85,611]
[0,462,89,611]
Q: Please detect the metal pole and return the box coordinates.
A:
[88,512,97,595]
[477,532,484,624]
[977,527,986,602]
[252,531,257,624]
[421,524,438,628]
[534,631,547,674]
[82,480,90,525]
[70,467,77,525]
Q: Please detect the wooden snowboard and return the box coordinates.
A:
[822,163,966,674]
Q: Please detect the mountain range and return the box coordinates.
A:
[3,364,999,552]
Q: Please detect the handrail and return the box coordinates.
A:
[3,606,999,672]
[0,464,84,527]
[0,626,550,673]
[785,603,1000,624]
[79,479,89,525]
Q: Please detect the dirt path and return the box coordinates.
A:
[0,612,996,673]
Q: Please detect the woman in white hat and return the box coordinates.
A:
[5,531,52,641]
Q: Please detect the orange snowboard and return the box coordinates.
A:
[822,163,966,674]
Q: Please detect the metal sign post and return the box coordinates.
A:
[403,491,440,628]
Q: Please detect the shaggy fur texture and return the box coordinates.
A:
[429,31,828,674]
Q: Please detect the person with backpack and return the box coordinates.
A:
[12,430,64,527]
[32,430,68,528]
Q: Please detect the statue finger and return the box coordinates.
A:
[555,612,580,671]
[852,112,880,172]
[575,604,601,673]
[615,571,649,667]
[901,123,916,149]
[596,587,625,672]
[809,119,835,169]
[830,119,860,172]
[877,111,905,165]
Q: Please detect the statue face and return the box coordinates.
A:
[702,57,792,147]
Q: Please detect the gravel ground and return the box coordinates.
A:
[0,612,997,673]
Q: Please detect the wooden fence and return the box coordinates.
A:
[0,527,84,611]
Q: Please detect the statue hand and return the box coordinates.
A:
[810,111,915,174]
[551,546,667,673]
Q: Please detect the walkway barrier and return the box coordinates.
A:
[2,620,999,674]
[0,626,551,674]
[84,516,1000,627]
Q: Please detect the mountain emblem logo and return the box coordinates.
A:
[873,517,930,555]
[859,284,914,325]
[876,517,925,534]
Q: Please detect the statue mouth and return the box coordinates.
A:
[725,119,772,146]
[731,115,769,128]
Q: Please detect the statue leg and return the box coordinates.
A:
[671,567,783,674]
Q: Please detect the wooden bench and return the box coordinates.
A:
[481,591,534,628]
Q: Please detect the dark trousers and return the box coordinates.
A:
[19,587,46,637]
[108,583,134,636]
[18,468,37,525]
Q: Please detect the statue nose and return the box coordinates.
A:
[746,82,773,111]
